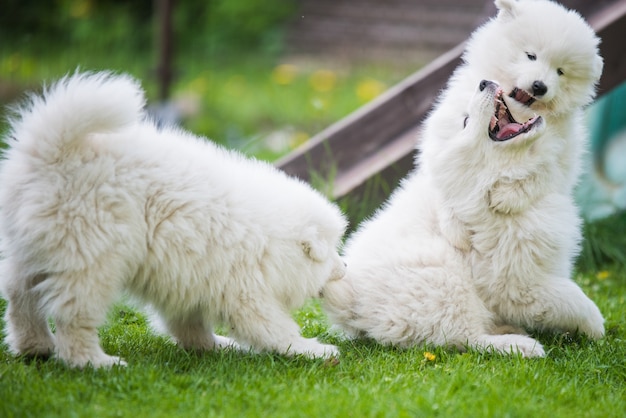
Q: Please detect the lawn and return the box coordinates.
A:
[0,261,624,417]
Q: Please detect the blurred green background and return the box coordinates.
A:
[0,0,410,160]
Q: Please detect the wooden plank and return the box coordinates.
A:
[286,0,488,56]
[288,23,475,49]
[292,6,485,27]
[277,43,463,182]
[277,0,626,202]
[589,0,626,94]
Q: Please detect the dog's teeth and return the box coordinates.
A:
[490,115,498,131]
[498,105,507,119]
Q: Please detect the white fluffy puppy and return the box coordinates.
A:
[323,0,604,357]
[0,72,347,368]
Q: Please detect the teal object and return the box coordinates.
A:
[589,81,626,165]
[576,81,626,220]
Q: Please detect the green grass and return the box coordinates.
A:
[578,211,626,272]
[1,265,625,418]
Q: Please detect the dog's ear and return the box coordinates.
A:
[300,226,329,262]
[495,0,519,20]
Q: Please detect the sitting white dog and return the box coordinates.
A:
[323,0,605,357]
[0,72,347,368]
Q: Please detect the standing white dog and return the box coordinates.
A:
[323,0,605,357]
[0,72,347,368]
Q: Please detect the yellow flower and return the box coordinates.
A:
[272,64,299,86]
[70,0,92,18]
[596,271,610,280]
[356,78,386,103]
[309,69,337,92]
[423,351,436,361]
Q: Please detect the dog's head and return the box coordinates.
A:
[300,224,346,284]
[272,219,346,309]
[465,0,602,122]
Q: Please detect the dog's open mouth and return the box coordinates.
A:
[509,87,535,106]
[489,89,542,142]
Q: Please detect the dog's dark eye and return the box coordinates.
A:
[526,52,537,61]
[557,68,564,76]
[463,116,469,128]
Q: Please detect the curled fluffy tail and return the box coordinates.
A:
[5,71,145,162]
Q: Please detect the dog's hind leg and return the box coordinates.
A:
[1,258,55,358]
[40,268,127,368]
[514,278,605,339]
[424,282,545,357]
[157,311,239,351]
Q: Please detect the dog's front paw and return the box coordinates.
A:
[509,337,545,358]
[306,342,340,359]
[213,334,241,350]
[286,338,340,359]
[62,353,127,369]
[487,180,531,214]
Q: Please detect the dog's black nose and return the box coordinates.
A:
[532,80,548,96]
[479,80,496,92]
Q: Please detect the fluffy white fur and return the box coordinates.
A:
[0,72,347,368]
[323,0,604,357]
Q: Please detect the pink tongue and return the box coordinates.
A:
[497,123,522,139]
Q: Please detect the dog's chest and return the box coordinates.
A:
[468,214,561,282]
